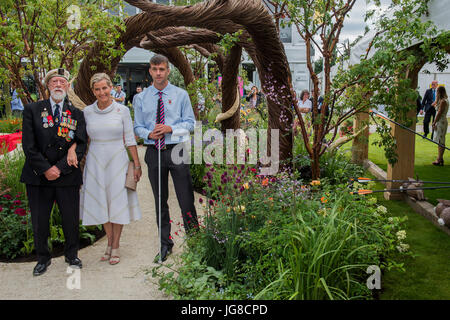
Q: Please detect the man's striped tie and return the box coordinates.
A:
[156,91,165,150]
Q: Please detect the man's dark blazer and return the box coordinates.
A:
[20,98,87,186]
[421,88,436,113]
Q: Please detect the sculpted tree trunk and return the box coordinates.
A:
[220,45,242,131]
[126,0,294,169]
[75,0,294,171]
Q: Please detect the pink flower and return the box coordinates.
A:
[3,194,12,200]
[13,200,21,206]
[14,208,27,216]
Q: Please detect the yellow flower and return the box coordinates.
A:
[310,180,321,186]
[243,183,249,190]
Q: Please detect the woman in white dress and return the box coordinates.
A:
[67,73,142,265]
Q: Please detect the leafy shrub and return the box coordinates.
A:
[0,116,22,133]
[0,193,30,259]
[153,165,409,300]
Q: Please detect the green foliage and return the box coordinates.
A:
[168,67,186,89]
[0,0,126,104]
[187,78,219,122]
[271,0,450,175]
[153,162,408,300]
[218,29,244,55]
[0,193,30,259]
[0,116,22,133]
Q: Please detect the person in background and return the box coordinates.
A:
[132,85,143,108]
[10,82,24,118]
[112,84,126,105]
[420,80,438,139]
[245,86,263,109]
[431,86,448,166]
[415,91,423,119]
[298,89,312,113]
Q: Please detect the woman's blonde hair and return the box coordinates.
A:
[90,73,113,89]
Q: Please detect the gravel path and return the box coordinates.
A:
[0,146,203,300]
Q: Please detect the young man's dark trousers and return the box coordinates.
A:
[145,144,198,249]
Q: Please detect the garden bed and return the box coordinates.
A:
[0,227,105,263]
[153,147,410,300]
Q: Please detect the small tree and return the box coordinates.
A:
[271,0,449,178]
[0,0,125,111]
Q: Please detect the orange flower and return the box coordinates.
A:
[310,180,321,186]
[261,178,269,186]
[321,196,328,203]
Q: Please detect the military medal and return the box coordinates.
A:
[47,115,54,127]
[42,116,48,128]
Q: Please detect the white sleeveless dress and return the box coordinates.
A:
[80,101,142,226]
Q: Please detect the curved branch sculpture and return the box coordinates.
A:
[74,0,294,168]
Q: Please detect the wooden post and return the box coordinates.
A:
[384,66,421,200]
[351,111,370,165]
[384,108,417,200]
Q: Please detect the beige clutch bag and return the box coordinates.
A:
[125,162,137,191]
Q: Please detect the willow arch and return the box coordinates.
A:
[73,0,296,168]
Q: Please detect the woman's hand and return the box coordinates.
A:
[134,164,142,182]
[67,143,78,168]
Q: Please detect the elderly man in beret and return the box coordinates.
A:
[20,68,88,276]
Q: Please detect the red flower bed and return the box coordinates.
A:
[0,132,22,153]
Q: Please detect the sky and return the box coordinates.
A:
[338,0,391,44]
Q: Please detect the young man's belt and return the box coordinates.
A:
[147,143,177,151]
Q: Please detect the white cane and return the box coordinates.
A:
[158,138,162,263]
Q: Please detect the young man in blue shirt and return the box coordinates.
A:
[134,54,199,262]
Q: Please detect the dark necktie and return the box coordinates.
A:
[54,104,60,123]
[156,91,165,149]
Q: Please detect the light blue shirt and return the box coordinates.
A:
[133,82,195,145]
[11,89,24,111]
[112,89,126,105]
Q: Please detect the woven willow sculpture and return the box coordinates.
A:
[74,0,295,167]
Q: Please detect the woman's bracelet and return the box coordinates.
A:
[134,165,141,169]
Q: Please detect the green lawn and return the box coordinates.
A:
[339,131,450,299]
[374,186,450,300]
